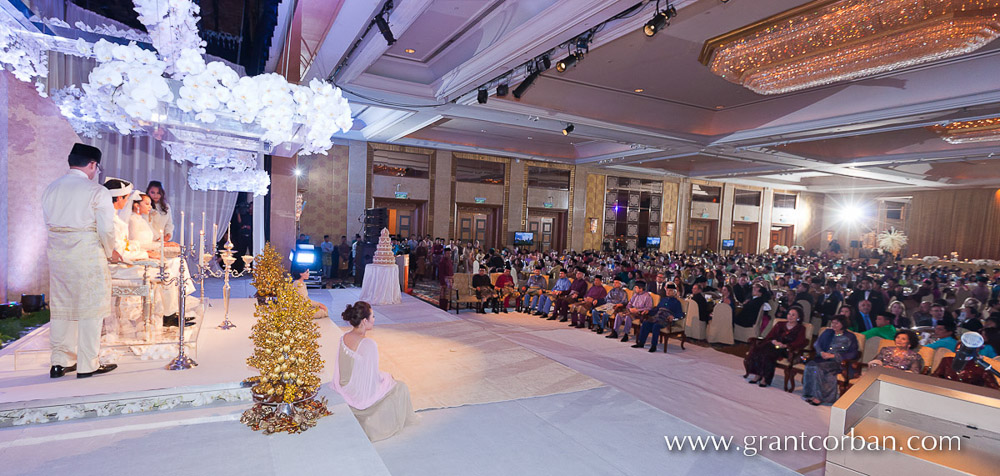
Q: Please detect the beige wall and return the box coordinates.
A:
[661,180,679,253]
[298,145,350,242]
[733,204,762,223]
[508,160,525,233]
[455,182,503,205]
[372,175,430,200]
[2,72,81,300]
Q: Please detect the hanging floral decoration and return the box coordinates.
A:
[163,141,257,171]
[34,0,353,155]
[0,20,52,96]
[188,167,270,195]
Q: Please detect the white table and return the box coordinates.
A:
[359,263,402,305]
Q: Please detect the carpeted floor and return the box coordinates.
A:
[366,321,604,411]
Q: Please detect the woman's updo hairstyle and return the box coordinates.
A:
[342,301,372,327]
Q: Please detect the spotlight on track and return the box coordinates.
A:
[477,88,488,104]
[512,70,539,99]
[374,10,395,46]
[838,204,863,223]
[556,52,581,72]
[562,123,575,135]
[496,83,508,97]
[538,55,552,72]
[644,4,677,37]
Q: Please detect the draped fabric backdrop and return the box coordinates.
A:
[907,188,1000,260]
[44,50,241,247]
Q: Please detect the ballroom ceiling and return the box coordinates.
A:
[216,0,1000,191]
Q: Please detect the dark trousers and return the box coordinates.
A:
[553,296,578,318]
[635,321,663,348]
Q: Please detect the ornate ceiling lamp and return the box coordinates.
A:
[930,117,1000,143]
[699,0,1000,95]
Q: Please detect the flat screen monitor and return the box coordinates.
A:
[646,237,661,247]
[514,232,534,246]
[722,239,735,250]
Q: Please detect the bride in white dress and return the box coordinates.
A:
[129,194,196,324]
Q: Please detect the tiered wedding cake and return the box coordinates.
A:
[372,228,396,265]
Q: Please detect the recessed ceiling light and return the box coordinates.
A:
[480,129,486,133]
[404,48,416,54]
[527,136,533,139]
[634,88,644,93]
[715,105,724,109]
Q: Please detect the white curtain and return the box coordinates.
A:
[85,133,239,247]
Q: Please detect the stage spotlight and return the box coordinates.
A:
[496,83,508,97]
[562,123,575,135]
[538,56,551,71]
[477,88,488,104]
[294,168,303,177]
[374,14,395,46]
[556,53,580,72]
[512,71,539,99]
[644,5,677,37]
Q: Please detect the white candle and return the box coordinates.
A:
[213,224,218,252]
[227,223,232,246]
[179,211,185,246]
[201,212,206,244]
[199,229,205,268]
[189,222,194,250]
[160,231,165,268]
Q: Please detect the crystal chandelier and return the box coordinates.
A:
[699,0,1000,95]
[930,117,1000,144]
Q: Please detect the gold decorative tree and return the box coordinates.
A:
[250,242,283,302]
[241,243,329,434]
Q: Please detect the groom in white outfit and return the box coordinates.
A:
[42,143,119,378]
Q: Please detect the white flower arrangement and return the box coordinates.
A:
[0,20,51,96]
[877,228,908,254]
[922,256,940,265]
[163,141,257,171]
[188,166,271,196]
[133,0,206,77]
[772,244,789,255]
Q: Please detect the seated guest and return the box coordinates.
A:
[867,329,924,373]
[916,303,948,328]
[910,300,933,325]
[979,327,1000,358]
[957,298,983,332]
[292,269,328,319]
[744,306,808,387]
[932,354,1000,390]
[552,269,588,322]
[596,277,629,335]
[647,272,668,297]
[791,282,813,308]
[493,267,517,313]
[735,283,769,328]
[610,281,652,342]
[861,312,897,340]
[733,274,752,303]
[691,283,711,323]
[886,300,908,328]
[816,284,844,323]
[536,269,571,318]
[850,299,876,332]
[718,284,736,313]
[330,302,415,441]
[520,266,547,313]
[802,316,859,406]
[631,284,683,352]
[569,275,606,328]
[925,319,959,350]
[472,267,497,314]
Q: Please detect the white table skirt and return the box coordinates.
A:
[359,264,402,305]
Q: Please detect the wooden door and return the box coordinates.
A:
[459,216,473,242]
[770,225,793,248]
[474,217,488,244]
[687,221,710,252]
[769,229,781,249]
[732,223,757,253]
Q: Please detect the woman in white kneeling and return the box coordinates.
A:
[129,192,195,325]
[331,301,414,441]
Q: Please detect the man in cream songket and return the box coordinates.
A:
[42,144,118,378]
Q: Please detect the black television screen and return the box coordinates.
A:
[514,232,534,246]
[722,239,735,249]
[646,237,661,247]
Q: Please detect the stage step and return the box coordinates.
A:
[0,381,251,428]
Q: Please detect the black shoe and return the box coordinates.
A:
[501,308,508,313]
[575,324,586,329]
[50,364,77,378]
[546,315,557,320]
[606,331,618,339]
[631,344,643,348]
[77,364,118,378]
[620,335,629,343]
[758,381,769,388]
[648,347,657,352]
[748,378,761,384]
[558,317,568,322]
[595,328,604,335]
[568,322,577,327]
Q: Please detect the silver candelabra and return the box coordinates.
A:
[155,242,198,370]
[194,234,253,330]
